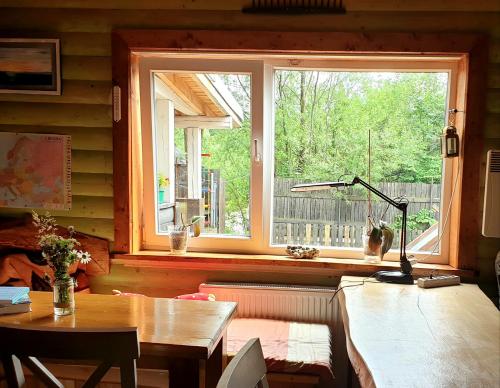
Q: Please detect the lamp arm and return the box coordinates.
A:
[351,177,412,275]
[352,177,406,211]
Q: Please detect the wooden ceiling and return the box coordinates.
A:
[155,72,243,127]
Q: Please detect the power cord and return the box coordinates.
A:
[329,273,379,303]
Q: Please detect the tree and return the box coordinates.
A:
[273,71,447,184]
[182,70,448,235]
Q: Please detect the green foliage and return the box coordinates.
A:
[178,71,447,234]
[202,125,250,232]
[174,213,202,230]
[201,74,251,234]
[273,71,446,184]
[158,173,169,188]
[391,208,438,231]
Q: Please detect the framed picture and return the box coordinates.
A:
[0,38,61,95]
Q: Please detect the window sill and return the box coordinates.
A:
[113,251,475,278]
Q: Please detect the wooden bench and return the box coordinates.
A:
[227,318,334,388]
[198,283,337,388]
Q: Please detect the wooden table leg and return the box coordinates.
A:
[199,335,226,388]
[138,332,228,388]
[168,358,199,388]
[138,355,198,388]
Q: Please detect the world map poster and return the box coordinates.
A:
[0,133,71,210]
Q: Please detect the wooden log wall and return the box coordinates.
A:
[0,1,499,298]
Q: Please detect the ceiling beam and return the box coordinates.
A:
[175,115,233,129]
[156,73,212,116]
[196,74,243,127]
[154,76,201,116]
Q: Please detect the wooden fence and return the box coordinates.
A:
[273,178,441,248]
[273,221,425,248]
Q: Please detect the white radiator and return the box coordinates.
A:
[482,149,500,237]
[199,282,338,325]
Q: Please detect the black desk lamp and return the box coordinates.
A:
[291,176,413,284]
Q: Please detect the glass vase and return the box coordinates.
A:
[53,278,75,316]
[363,234,381,264]
[169,227,189,254]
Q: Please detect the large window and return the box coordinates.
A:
[272,69,449,257]
[138,54,459,263]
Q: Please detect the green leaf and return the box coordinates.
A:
[190,216,202,225]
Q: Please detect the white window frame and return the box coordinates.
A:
[137,52,460,264]
[138,56,265,253]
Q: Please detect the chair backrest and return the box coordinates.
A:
[216,338,268,388]
[0,326,139,388]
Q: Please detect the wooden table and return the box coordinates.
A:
[338,276,500,388]
[0,291,237,388]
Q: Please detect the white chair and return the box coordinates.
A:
[216,338,268,388]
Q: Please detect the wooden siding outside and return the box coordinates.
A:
[0,3,499,296]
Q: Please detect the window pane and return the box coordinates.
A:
[153,72,251,237]
[272,71,447,254]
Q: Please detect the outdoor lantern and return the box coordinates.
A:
[441,108,460,158]
[441,125,459,158]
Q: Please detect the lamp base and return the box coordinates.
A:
[375,271,414,285]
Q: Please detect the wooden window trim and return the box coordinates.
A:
[113,252,474,279]
[112,30,488,271]
[136,54,458,263]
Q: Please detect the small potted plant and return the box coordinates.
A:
[158,174,170,204]
[32,211,91,316]
[169,214,202,254]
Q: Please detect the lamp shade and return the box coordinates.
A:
[291,181,351,192]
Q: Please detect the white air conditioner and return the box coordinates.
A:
[482,150,500,237]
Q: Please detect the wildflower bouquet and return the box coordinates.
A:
[32,211,91,315]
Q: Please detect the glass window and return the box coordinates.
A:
[152,72,252,237]
[272,70,448,255]
[138,53,458,263]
